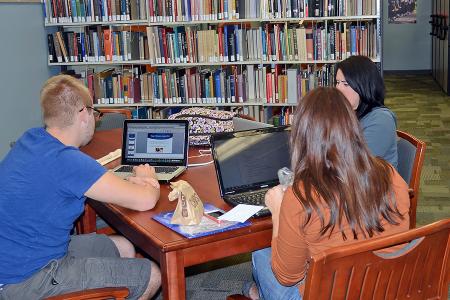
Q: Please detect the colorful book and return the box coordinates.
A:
[153,203,251,239]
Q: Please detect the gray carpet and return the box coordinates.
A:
[154,254,253,299]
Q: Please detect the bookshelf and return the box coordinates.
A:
[42,0,383,123]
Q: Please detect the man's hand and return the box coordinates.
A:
[133,164,157,179]
[128,164,159,189]
[128,176,160,190]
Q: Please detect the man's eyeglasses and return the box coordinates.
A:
[79,106,103,118]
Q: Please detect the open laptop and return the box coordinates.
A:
[211,126,291,217]
[113,119,189,181]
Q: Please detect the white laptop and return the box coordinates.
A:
[112,119,189,181]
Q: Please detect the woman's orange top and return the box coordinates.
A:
[271,169,410,294]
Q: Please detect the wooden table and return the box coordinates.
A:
[80,128,273,300]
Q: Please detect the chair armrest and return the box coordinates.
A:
[44,287,129,300]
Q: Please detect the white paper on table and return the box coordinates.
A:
[218,204,265,223]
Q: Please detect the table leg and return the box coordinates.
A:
[161,251,186,300]
[76,203,97,234]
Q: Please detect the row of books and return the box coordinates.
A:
[148,0,377,23]
[47,28,148,63]
[43,0,378,24]
[146,21,377,65]
[150,104,293,125]
[149,0,247,22]
[84,68,144,104]
[139,64,335,104]
[261,0,377,18]
[43,0,146,24]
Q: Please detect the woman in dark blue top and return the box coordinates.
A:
[335,55,398,169]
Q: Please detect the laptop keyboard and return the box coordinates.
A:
[115,165,134,173]
[115,166,178,174]
[225,190,271,217]
[155,166,179,173]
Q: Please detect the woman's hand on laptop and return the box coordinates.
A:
[265,185,285,238]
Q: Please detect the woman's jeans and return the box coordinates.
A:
[252,247,303,300]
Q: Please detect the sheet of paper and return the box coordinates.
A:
[218,204,265,223]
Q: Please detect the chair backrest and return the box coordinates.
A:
[96,109,132,131]
[396,130,426,228]
[303,218,450,300]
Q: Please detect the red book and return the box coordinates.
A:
[73,33,79,61]
[161,28,168,64]
[305,26,313,61]
[266,73,272,103]
[173,0,178,21]
[87,73,95,100]
[220,0,224,19]
[103,29,112,61]
[162,71,169,102]
[192,30,198,63]
[133,76,141,103]
[218,26,224,61]
[148,0,154,21]
[107,0,112,20]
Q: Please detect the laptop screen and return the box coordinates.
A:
[121,119,189,166]
[211,126,291,196]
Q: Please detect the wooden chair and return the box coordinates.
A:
[44,287,129,300]
[396,130,426,228]
[96,108,132,131]
[228,218,450,300]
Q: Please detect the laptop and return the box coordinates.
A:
[112,119,189,181]
[211,126,291,217]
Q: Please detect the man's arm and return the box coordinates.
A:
[85,164,160,211]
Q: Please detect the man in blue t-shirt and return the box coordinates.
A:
[0,75,161,299]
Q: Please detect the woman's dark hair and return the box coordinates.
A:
[290,87,402,240]
[335,55,385,119]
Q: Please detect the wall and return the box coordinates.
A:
[383,0,432,71]
[0,3,56,159]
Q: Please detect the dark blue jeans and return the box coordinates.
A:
[252,247,303,300]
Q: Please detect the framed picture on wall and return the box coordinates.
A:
[389,0,417,24]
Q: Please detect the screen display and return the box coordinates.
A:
[124,122,187,165]
[213,128,291,194]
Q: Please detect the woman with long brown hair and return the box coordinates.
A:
[245,87,410,300]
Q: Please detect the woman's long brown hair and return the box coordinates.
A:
[290,87,402,240]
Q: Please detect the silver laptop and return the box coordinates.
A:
[113,119,189,181]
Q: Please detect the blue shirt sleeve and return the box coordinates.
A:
[51,148,107,199]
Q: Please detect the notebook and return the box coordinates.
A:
[112,119,189,181]
[211,126,291,217]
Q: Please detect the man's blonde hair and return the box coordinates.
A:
[40,74,92,128]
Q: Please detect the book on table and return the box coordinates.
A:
[153,203,250,239]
